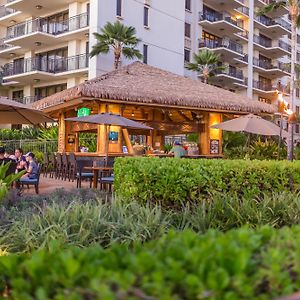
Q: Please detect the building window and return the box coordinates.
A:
[35,84,67,100]
[116,0,122,17]
[184,48,190,62]
[12,90,24,101]
[296,105,300,115]
[185,22,191,38]
[143,44,148,64]
[258,97,271,104]
[144,6,149,27]
[185,0,191,11]
[296,124,300,134]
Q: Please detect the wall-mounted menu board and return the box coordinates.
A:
[210,139,220,154]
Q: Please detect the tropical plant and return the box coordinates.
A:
[0,162,24,202]
[259,1,300,160]
[185,49,226,83]
[90,21,142,69]
[37,126,58,141]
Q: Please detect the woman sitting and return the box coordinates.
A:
[21,152,38,179]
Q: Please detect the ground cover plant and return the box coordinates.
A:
[114,157,300,204]
[2,226,300,299]
[2,189,300,253]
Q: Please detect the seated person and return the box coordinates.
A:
[21,152,38,180]
[14,148,27,172]
[168,141,187,158]
[0,147,14,164]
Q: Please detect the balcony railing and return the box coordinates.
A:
[253,57,290,72]
[199,12,243,28]
[0,38,14,51]
[253,35,291,52]
[199,38,243,54]
[12,96,41,104]
[255,15,291,31]
[236,6,249,16]
[0,5,16,18]
[253,80,273,91]
[3,53,89,77]
[6,12,89,39]
[216,67,244,80]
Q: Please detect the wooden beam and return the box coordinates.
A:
[179,110,193,122]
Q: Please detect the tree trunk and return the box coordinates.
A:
[114,45,121,69]
[287,4,298,161]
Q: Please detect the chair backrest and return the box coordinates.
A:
[106,157,115,168]
[76,159,93,175]
[36,163,42,184]
[56,153,62,166]
[94,157,105,167]
[50,153,57,167]
[69,153,76,163]
[62,153,68,166]
[43,153,49,165]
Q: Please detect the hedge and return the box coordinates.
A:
[114,158,300,203]
[2,227,300,299]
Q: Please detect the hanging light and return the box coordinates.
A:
[131,111,135,117]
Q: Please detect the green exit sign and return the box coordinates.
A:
[77,107,91,117]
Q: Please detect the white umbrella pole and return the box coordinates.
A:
[105,125,111,166]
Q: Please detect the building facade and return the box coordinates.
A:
[0,0,184,105]
[0,1,296,116]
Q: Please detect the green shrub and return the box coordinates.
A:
[3,189,300,253]
[3,226,300,299]
[114,158,300,203]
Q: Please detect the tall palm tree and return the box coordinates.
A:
[185,49,225,84]
[258,1,300,161]
[90,21,142,70]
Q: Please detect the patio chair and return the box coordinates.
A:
[61,153,69,181]
[76,160,93,188]
[42,153,50,177]
[19,164,42,194]
[55,153,63,179]
[68,153,77,182]
[99,175,114,192]
[49,153,57,178]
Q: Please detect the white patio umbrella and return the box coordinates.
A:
[211,114,288,138]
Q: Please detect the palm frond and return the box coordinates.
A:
[257,0,287,16]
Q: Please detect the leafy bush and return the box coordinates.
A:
[0,162,24,202]
[114,157,300,203]
[3,189,300,253]
[3,227,300,299]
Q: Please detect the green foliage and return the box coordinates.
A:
[163,143,173,153]
[90,21,142,69]
[4,226,300,299]
[0,162,24,202]
[37,126,58,141]
[114,157,300,203]
[4,189,300,253]
[186,133,198,142]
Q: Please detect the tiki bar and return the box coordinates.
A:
[32,62,275,158]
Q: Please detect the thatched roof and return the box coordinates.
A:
[32,62,275,114]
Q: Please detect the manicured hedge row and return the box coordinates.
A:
[114,158,300,202]
[1,227,300,299]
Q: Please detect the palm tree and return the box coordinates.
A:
[258,1,300,161]
[90,21,142,70]
[185,49,226,84]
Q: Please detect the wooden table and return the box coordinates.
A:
[84,166,113,188]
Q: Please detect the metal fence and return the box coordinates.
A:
[0,139,58,154]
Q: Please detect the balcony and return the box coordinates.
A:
[4,12,89,50]
[12,95,41,104]
[199,38,244,61]
[253,57,290,78]
[235,6,249,17]
[254,15,291,37]
[253,79,275,95]
[254,0,289,18]
[253,35,290,57]
[211,66,245,89]
[198,11,244,38]
[0,38,23,59]
[6,0,87,16]
[234,54,248,66]
[2,53,89,85]
[201,0,245,10]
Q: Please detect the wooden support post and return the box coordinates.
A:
[58,112,66,153]
[198,112,209,155]
[122,128,134,154]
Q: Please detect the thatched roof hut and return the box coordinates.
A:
[32,62,275,114]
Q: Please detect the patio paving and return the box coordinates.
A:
[21,176,90,196]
